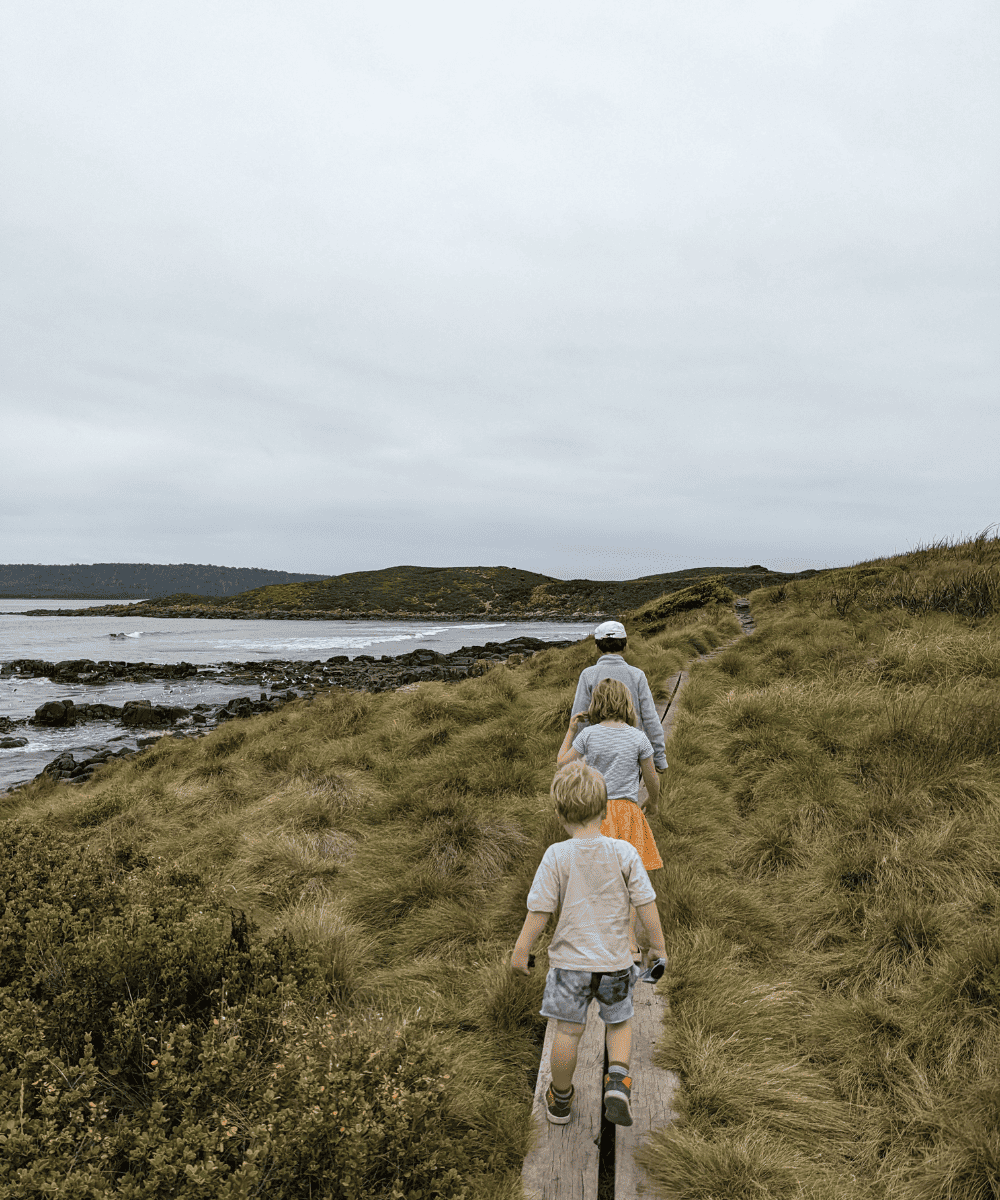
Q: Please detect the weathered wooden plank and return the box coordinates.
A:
[521,1001,604,1200]
[615,983,680,1197]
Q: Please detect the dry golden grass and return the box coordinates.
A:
[641,532,1000,1199]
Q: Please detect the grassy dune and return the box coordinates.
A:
[640,532,1000,1199]
[0,602,737,1197]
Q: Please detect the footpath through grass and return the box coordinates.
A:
[640,532,1000,1200]
[0,602,737,1198]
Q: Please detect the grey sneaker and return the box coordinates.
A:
[545,1082,574,1125]
[603,1072,633,1125]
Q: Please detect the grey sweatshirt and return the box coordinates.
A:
[571,654,668,771]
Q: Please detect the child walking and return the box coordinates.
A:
[511,761,667,1126]
[571,619,668,774]
[557,677,665,962]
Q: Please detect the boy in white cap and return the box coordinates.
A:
[570,620,668,778]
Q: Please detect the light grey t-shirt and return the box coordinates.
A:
[526,836,656,972]
[572,723,654,801]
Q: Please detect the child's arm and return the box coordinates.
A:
[556,713,588,766]
[635,900,667,961]
[511,911,550,975]
[639,755,659,813]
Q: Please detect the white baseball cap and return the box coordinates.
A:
[594,620,627,640]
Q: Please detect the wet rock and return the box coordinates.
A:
[121,700,191,728]
[32,700,125,726]
[73,702,124,721]
[33,700,77,727]
[215,695,286,723]
[2,658,204,685]
[0,736,29,749]
[36,744,136,784]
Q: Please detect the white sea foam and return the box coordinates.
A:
[219,631,445,654]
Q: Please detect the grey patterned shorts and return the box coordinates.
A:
[540,966,636,1025]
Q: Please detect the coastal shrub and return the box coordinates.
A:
[0,827,508,1198]
[2,1007,496,1199]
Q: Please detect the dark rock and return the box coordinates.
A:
[0,736,29,749]
[33,700,76,727]
[121,700,190,728]
[74,703,124,721]
[32,744,137,786]
[42,752,79,778]
[52,659,100,680]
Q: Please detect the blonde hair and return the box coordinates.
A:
[550,760,607,825]
[588,677,637,725]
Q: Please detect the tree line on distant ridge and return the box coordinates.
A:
[0,563,329,600]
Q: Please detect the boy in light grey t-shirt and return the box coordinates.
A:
[511,761,667,1127]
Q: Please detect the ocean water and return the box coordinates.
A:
[0,599,591,790]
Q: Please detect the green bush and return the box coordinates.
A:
[0,826,503,1198]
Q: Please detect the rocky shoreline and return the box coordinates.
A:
[2,634,577,789]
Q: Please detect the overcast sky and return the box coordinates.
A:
[2,1,997,581]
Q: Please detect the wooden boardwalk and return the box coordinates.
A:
[521,679,685,1200]
[522,620,750,1198]
[521,1002,605,1200]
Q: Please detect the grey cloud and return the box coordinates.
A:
[1,1,997,577]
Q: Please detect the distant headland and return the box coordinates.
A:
[0,562,328,600]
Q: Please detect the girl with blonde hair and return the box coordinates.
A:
[557,677,664,963]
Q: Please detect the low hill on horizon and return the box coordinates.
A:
[0,562,329,600]
[115,562,826,618]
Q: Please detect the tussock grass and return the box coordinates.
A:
[643,532,1000,1198]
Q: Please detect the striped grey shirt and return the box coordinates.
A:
[572,723,654,801]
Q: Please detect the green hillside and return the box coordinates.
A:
[128,561,822,617]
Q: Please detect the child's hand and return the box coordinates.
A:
[510,948,533,976]
[569,711,588,729]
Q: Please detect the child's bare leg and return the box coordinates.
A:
[605,1018,632,1069]
[550,1020,587,1092]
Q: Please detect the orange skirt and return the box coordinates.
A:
[601,798,663,871]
